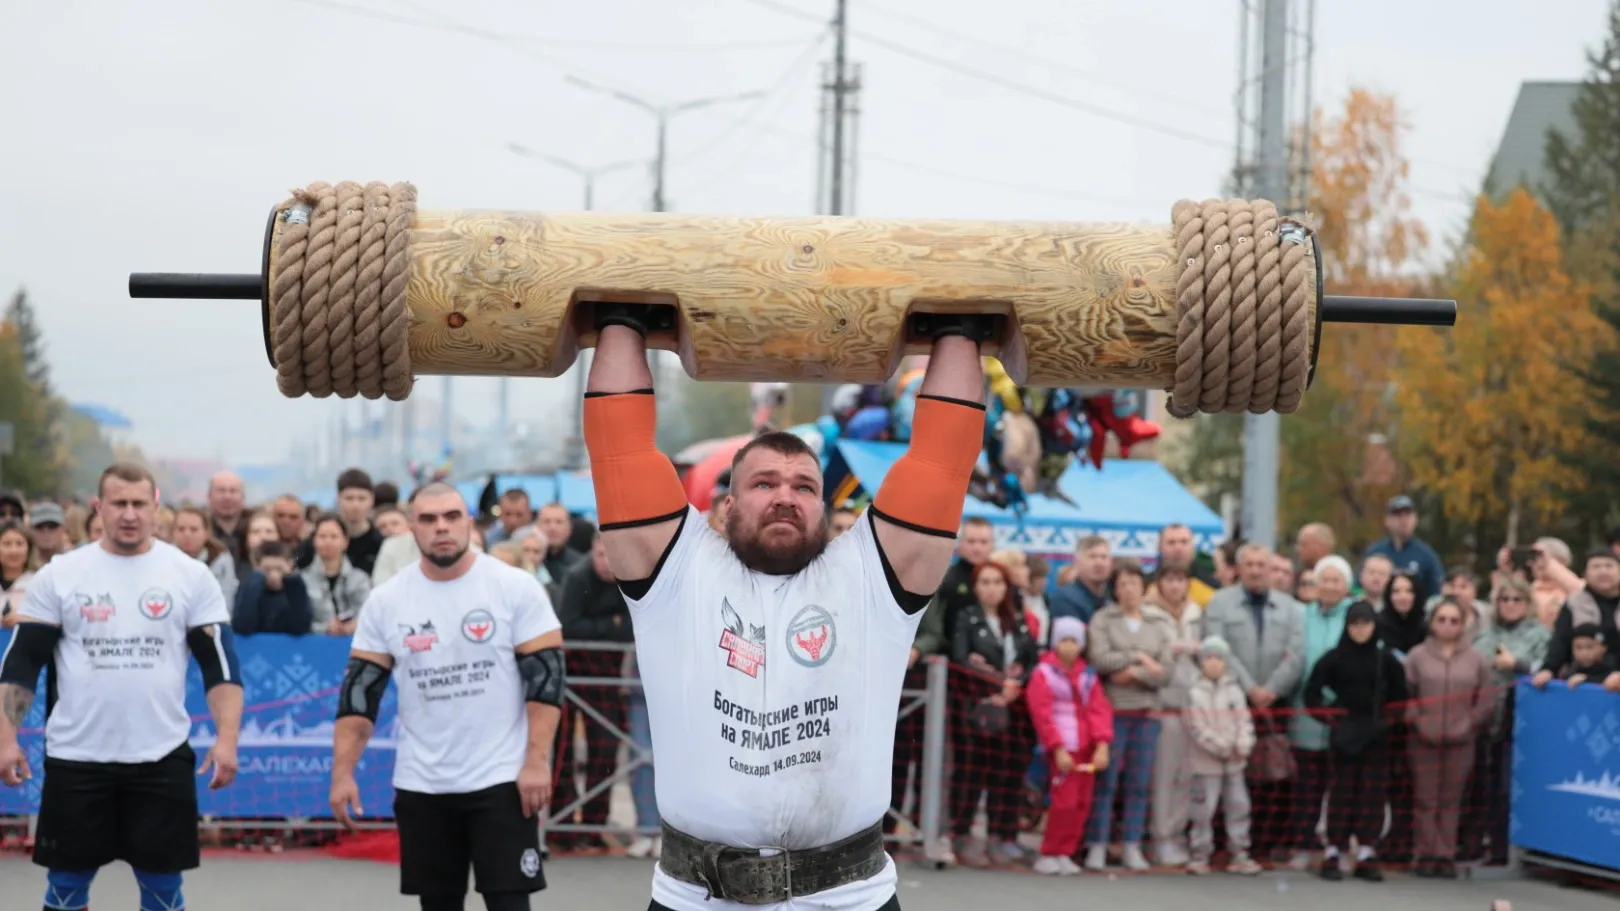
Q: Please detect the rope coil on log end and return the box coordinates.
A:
[1165,197,1316,417]
[268,181,416,401]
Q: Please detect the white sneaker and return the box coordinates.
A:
[627,836,661,859]
[1121,843,1151,871]
[1083,844,1109,870]
[1157,842,1190,867]
[1058,855,1083,875]
[1288,851,1313,871]
[1034,856,1068,875]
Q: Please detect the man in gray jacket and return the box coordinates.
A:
[1199,542,1305,859]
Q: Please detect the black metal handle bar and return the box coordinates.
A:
[128,272,1459,327]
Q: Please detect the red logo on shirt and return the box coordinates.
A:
[400,621,439,653]
[461,609,496,644]
[74,592,116,623]
[718,598,766,678]
[138,588,173,620]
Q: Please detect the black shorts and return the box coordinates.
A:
[33,743,200,873]
[395,782,545,896]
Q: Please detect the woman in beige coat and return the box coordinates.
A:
[1083,559,1179,871]
[1146,563,1204,866]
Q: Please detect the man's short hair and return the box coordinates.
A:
[961,516,993,532]
[832,506,856,518]
[538,500,569,516]
[373,481,399,508]
[1298,522,1336,546]
[1075,534,1109,555]
[98,462,156,498]
[1584,547,1620,568]
[336,468,374,495]
[729,430,818,476]
[1160,522,1190,535]
[375,504,406,521]
[253,539,290,563]
[500,488,531,505]
[407,481,461,505]
[1236,541,1272,562]
[1447,565,1478,585]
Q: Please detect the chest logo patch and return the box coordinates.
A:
[718,598,766,678]
[74,592,117,623]
[462,609,497,644]
[138,588,173,621]
[786,604,836,667]
[400,620,440,653]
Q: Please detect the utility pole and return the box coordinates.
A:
[562,77,764,212]
[1237,0,1313,550]
[506,144,642,469]
[440,376,453,463]
[817,0,862,414]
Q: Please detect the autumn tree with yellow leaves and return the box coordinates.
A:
[1393,189,1602,545]
[1276,88,1430,546]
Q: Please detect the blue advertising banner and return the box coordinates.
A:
[1512,679,1620,872]
[0,631,399,819]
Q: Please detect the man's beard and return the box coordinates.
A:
[424,545,469,568]
[727,506,828,576]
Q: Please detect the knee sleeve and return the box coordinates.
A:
[133,868,184,911]
[44,868,96,911]
[480,892,532,911]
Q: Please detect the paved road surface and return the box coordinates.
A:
[0,854,1601,910]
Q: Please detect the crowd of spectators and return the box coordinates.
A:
[4,474,1618,883]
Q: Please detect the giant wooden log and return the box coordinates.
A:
[128,193,1456,397]
[265,209,1206,388]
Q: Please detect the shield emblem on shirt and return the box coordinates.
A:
[462,609,497,644]
[138,588,173,620]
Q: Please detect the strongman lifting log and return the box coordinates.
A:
[129,180,1455,411]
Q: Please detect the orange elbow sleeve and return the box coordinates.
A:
[583,390,688,529]
[871,394,985,537]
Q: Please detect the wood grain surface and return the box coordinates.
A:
[274,209,1319,388]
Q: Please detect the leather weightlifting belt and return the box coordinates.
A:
[659,821,888,905]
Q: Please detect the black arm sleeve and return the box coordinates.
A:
[187,623,243,690]
[1544,604,1575,675]
[0,623,60,688]
[337,657,392,722]
[517,647,566,707]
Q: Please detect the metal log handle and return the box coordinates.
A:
[128,271,1460,327]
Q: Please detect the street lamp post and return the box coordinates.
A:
[562,76,765,212]
[507,144,643,211]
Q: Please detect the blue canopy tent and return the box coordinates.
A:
[827,440,1224,562]
[462,473,597,520]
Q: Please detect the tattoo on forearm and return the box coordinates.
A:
[1,684,35,728]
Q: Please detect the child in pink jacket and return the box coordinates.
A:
[1025,616,1115,875]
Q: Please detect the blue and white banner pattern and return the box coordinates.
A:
[0,632,399,819]
[1512,680,1620,872]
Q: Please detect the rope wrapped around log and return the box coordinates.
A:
[1166,197,1315,417]
[264,182,1315,413]
[269,181,416,401]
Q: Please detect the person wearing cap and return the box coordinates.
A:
[29,501,70,565]
[1363,496,1444,599]
[0,490,25,522]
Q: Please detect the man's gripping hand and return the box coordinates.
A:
[0,739,29,787]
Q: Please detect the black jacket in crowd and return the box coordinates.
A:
[233,571,314,636]
[557,558,633,679]
[1305,606,1410,756]
[293,523,385,577]
[951,602,1039,682]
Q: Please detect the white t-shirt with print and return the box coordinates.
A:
[629,507,921,911]
[351,553,560,795]
[12,540,231,763]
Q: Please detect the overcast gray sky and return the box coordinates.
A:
[0,0,1611,467]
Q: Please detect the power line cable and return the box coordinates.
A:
[737,0,1233,150]
[290,0,815,52]
[855,0,1229,120]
